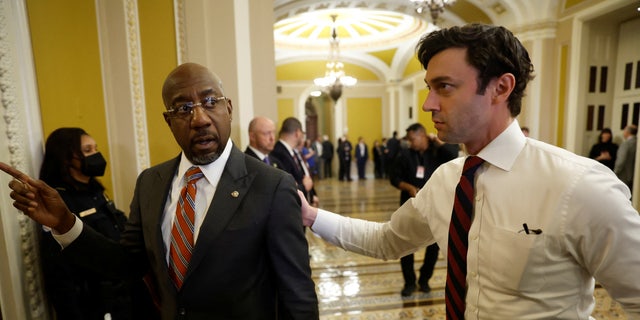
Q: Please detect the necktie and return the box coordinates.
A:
[263,156,271,165]
[168,166,204,289]
[446,156,484,319]
[293,150,306,175]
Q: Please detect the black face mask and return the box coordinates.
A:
[81,152,107,177]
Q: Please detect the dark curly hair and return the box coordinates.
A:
[416,23,534,117]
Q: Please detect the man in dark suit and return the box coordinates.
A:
[339,135,353,181]
[321,135,333,178]
[271,117,318,206]
[245,116,282,170]
[355,136,369,180]
[385,131,400,176]
[389,123,458,296]
[1,63,318,319]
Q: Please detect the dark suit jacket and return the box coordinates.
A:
[63,145,319,320]
[321,140,334,161]
[244,146,283,170]
[355,143,368,162]
[270,141,316,202]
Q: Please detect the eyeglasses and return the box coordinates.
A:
[163,96,228,119]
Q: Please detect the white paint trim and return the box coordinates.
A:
[234,0,255,148]
[0,0,47,318]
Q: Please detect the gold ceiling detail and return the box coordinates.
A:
[274,8,429,51]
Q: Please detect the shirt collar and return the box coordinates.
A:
[476,119,525,172]
[248,145,268,160]
[279,139,296,155]
[178,138,233,185]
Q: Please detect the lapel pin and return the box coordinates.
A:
[231,191,239,198]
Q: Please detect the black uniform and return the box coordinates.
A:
[390,143,458,293]
[39,179,154,319]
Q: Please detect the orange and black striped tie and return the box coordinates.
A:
[168,166,204,289]
[445,156,484,319]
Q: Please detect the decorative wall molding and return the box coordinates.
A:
[0,2,46,319]
[175,0,186,64]
[124,0,150,170]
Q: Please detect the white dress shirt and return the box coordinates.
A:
[160,139,232,264]
[312,120,640,319]
[247,145,269,162]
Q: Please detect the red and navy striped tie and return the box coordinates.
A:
[168,166,204,289]
[445,156,484,319]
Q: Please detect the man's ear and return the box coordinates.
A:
[226,98,233,122]
[492,73,516,104]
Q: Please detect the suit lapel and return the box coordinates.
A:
[185,146,255,279]
[145,157,180,253]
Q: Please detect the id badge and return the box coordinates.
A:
[416,165,425,179]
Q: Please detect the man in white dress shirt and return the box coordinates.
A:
[299,23,640,319]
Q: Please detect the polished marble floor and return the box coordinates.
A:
[307,176,627,320]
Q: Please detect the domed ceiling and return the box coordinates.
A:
[272,0,500,80]
[272,0,550,81]
[274,8,432,52]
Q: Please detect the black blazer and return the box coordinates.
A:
[63,145,319,320]
[270,141,316,201]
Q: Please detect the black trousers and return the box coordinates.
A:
[323,158,332,178]
[400,243,439,287]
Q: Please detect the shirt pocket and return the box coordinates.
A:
[487,224,547,293]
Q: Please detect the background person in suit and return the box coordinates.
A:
[355,137,368,180]
[385,131,400,177]
[244,116,282,169]
[321,135,334,178]
[271,117,318,206]
[1,62,319,320]
[615,124,638,191]
[588,127,617,170]
[339,135,353,181]
[389,123,458,296]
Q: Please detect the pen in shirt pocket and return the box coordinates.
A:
[521,223,542,235]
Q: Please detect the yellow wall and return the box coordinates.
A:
[139,0,180,166]
[346,97,383,148]
[417,88,436,134]
[277,99,295,127]
[403,55,423,78]
[26,0,114,194]
[276,61,379,81]
[556,45,568,147]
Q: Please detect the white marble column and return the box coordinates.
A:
[180,0,277,148]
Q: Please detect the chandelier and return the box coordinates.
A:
[409,0,456,23]
[313,14,357,102]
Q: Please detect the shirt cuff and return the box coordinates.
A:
[51,216,83,249]
[311,208,340,240]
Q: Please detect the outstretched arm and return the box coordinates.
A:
[0,162,76,233]
[297,190,318,227]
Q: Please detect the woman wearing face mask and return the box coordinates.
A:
[38,128,155,320]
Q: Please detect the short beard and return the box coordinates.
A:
[190,152,220,165]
